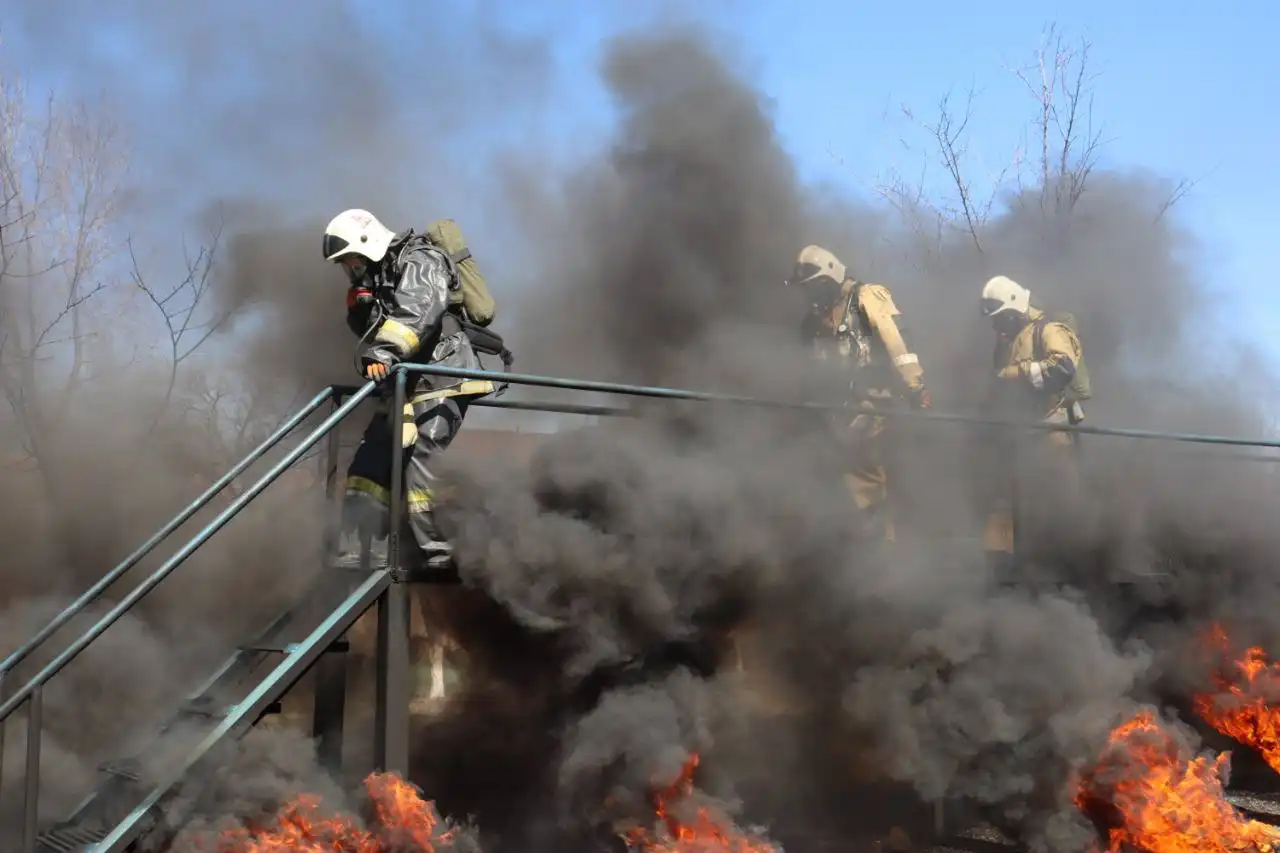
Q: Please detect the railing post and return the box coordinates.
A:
[1010,438,1022,577]
[0,670,7,811]
[388,368,406,583]
[321,391,342,563]
[374,369,411,775]
[22,688,42,853]
[313,389,349,777]
[311,640,348,777]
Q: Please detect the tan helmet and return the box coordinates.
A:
[786,244,847,288]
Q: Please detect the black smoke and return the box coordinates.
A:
[0,5,1275,853]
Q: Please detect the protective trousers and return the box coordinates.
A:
[342,396,469,559]
[981,426,1080,568]
[842,401,896,543]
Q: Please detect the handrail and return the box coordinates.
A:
[0,386,338,677]
[0,381,377,725]
[12,360,1272,726]
[392,363,1280,451]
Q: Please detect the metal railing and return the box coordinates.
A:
[3,360,1280,852]
[0,380,378,852]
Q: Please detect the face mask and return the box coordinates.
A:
[337,254,374,287]
[802,276,842,316]
[991,311,1022,337]
[347,260,370,285]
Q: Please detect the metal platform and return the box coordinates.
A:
[5,365,1280,852]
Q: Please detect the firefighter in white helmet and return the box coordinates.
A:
[786,244,931,542]
[978,274,1087,567]
[322,208,497,562]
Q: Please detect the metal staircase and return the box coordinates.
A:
[33,566,378,852]
[0,362,602,852]
[0,380,410,853]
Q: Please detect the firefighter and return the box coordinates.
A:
[786,244,931,542]
[978,274,1085,571]
[323,208,497,561]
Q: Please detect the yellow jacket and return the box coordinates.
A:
[988,307,1083,421]
[810,279,926,398]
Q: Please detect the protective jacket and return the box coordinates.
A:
[987,306,1082,423]
[806,278,927,406]
[347,230,495,402]
[979,306,1084,560]
[805,277,928,543]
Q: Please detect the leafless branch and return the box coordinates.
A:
[1155,164,1219,222]
[1008,24,1109,216]
[0,52,130,468]
[31,280,105,354]
[128,212,232,432]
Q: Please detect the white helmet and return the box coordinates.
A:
[786,244,847,288]
[322,208,397,264]
[980,275,1031,319]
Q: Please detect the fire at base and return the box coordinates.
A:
[1077,709,1280,853]
[214,626,1280,853]
[213,772,456,853]
[621,754,777,853]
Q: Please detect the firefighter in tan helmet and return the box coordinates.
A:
[978,274,1087,568]
[786,244,931,542]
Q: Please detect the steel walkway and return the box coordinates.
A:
[3,362,1279,852]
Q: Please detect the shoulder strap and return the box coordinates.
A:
[411,235,464,296]
[1032,316,1048,362]
[841,280,863,328]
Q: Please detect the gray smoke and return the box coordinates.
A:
[433,24,1280,853]
[0,0,556,840]
[0,5,1275,853]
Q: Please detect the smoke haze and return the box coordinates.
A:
[0,4,1276,853]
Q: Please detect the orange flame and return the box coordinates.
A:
[622,753,777,853]
[1193,624,1280,775]
[215,771,454,852]
[1077,709,1280,853]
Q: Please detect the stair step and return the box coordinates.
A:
[177,698,223,719]
[176,699,283,720]
[97,758,142,782]
[331,553,388,571]
[239,638,350,654]
[38,823,107,852]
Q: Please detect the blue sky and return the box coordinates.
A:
[486,0,1280,359]
[380,0,1279,363]
[732,0,1280,355]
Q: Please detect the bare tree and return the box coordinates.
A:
[127,209,238,430]
[0,66,125,479]
[1006,23,1109,218]
[873,84,1024,260]
[0,48,247,547]
[874,23,1205,259]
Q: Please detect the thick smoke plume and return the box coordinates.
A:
[0,0,555,838]
[433,26,1280,853]
[0,5,1277,853]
